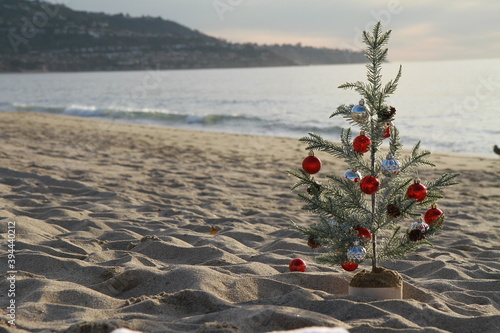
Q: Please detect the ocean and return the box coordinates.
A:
[1,58,499,157]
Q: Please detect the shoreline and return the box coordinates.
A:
[1,111,497,160]
[1,57,498,74]
[0,111,498,332]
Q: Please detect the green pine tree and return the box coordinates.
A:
[289,22,459,273]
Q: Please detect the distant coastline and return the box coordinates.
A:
[0,0,366,73]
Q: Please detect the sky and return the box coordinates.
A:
[44,0,500,62]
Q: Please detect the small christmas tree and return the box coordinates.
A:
[288,23,459,289]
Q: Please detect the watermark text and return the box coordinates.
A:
[6,221,17,326]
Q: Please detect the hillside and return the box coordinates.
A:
[266,44,366,66]
[0,0,365,72]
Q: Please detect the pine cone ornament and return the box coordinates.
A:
[307,235,321,249]
[378,106,396,121]
[307,182,323,195]
[408,218,429,242]
[387,204,401,218]
[408,229,426,242]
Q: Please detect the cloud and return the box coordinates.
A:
[208,28,345,48]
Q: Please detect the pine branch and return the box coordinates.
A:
[296,193,325,216]
[338,81,369,96]
[425,215,446,237]
[426,173,460,192]
[299,133,345,159]
[388,125,402,157]
[399,199,420,218]
[317,228,374,265]
[300,130,371,174]
[290,220,308,234]
[298,190,347,219]
[420,193,445,206]
[297,184,371,227]
[330,104,371,129]
[287,169,315,191]
[399,141,435,175]
[315,215,372,264]
[378,229,424,262]
[291,219,339,252]
[363,23,391,94]
[378,177,421,222]
[378,215,447,262]
[339,129,372,174]
[373,189,398,230]
[292,209,368,252]
[317,251,346,266]
[420,173,460,205]
[382,65,402,97]
[367,119,385,151]
[326,175,372,216]
[373,177,417,231]
[291,220,323,239]
[330,104,352,118]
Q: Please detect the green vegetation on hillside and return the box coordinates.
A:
[0,0,365,72]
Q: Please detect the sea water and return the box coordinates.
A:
[0,58,499,157]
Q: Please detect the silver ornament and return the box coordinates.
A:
[381,153,401,176]
[408,218,429,242]
[411,218,429,233]
[347,240,366,263]
[329,219,339,228]
[343,168,362,182]
[351,99,368,123]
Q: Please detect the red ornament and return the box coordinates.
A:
[360,176,380,194]
[302,151,321,174]
[424,204,443,225]
[407,178,427,202]
[383,123,391,138]
[289,258,307,272]
[353,131,371,154]
[356,227,372,240]
[341,262,359,271]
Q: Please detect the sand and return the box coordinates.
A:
[0,112,498,333]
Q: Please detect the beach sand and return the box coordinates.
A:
[0,112,498,333]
